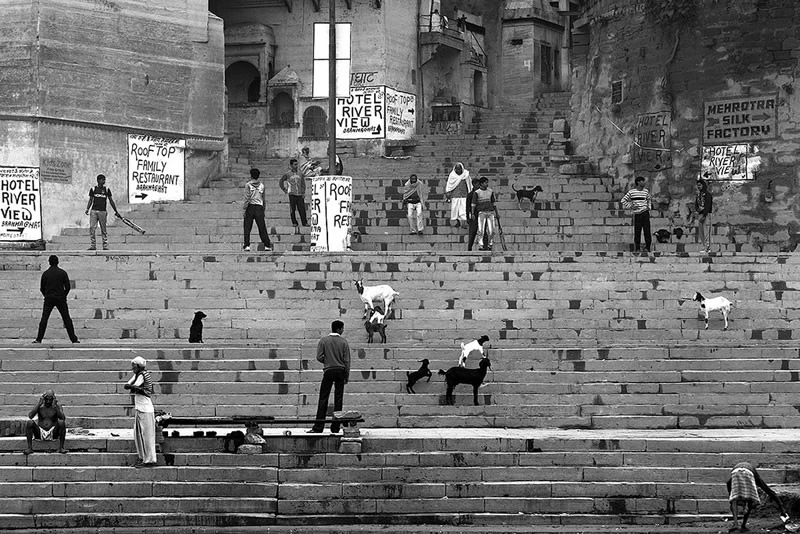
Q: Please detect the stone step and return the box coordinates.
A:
[0,427,794,529]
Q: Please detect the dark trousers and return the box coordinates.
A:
[467,217,478,251]
[243,204,271,247]
[633,211,652,251]
[288,195,307,226]
[36,297,78,342]
[312,367,346,432]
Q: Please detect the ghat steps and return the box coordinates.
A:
[0,429,795,530]
[2,252,798,343]
[2,93,794,530]
[2,343,800,431]
[49,112,722,254]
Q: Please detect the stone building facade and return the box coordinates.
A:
[0,0,223,240]
[0,0,561,241]
[569,0,800,250]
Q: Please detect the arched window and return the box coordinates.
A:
[303,106,327,137]
[271,91,295,126]
[225,61,260,103]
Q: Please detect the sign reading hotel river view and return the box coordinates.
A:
[701,144,760,181]
[310,176,352,252]
[633,111,671,172]
[703,94,777,143]
[336,87,384,138]
[0,166,42,241]
[336,86,416,140]
[127,134,185,203]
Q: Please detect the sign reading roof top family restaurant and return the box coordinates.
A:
[703,94,777,144]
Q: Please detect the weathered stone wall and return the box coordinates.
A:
[0,1,37,114]
[37,0,223,136]
[0,0,225,240]
[571,0,800,250]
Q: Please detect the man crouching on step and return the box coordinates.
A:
[25,390,67,455]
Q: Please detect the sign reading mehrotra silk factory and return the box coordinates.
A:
[127,134,186,203]
[701,94,773,181]
[335,86,416,140]
[0,166,42,241]
[703,95,777,143]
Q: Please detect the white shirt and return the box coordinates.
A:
[128,374,154,413]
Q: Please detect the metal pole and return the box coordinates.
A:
[328,0,337,174]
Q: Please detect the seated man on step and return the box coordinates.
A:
[24,390,67,454]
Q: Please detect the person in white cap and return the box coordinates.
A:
[124,356,157,467]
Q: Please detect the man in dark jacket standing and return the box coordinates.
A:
[308,320,350,434]
[33,255,79,344]
[695,179,713,254]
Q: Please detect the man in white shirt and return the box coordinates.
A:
[124,356,157,467]
[621,176,652,252]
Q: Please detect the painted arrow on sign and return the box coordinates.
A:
[752,113,771,121]
[5,228,24,234]
[134,193,148,200]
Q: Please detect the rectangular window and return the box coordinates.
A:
[540,43,552,86]
[313,23,352,98]
[611,80,624,104]
[553,48,561,85]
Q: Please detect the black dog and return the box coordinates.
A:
[188,311,207,343]
[438,357,491,406]
[365,307,387,343]
[365,321,386,343]
[654,229,672,244]
[512,184,543,208]
[406,359,432,393]
[654,228,684,244]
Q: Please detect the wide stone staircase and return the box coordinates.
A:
[2,94,798,532]
[48,94,734,256]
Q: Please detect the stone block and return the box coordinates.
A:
[236,444,262,455]
[338,438,362,454]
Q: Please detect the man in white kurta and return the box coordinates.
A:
[125,356,157,467]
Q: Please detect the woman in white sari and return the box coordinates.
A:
[445,162,471,228]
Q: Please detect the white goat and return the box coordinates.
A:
[693,292,732,330]
[354,280,399,319]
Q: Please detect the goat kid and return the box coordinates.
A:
[405,359,432,393]
[364,307,387,343]
[693,292,732,330]
[439,357,491,406]
[354,279,399,319]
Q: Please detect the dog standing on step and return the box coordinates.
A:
[188,311,207,343]
[512,184,543,209]
[439,356,491,406]
[405,359,432,393]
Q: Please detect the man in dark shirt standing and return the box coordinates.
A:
[465,177,480,251]
[278,158,308,227]
[84,174,120,251]
[33,255,79,344]
[308,320,351,434]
